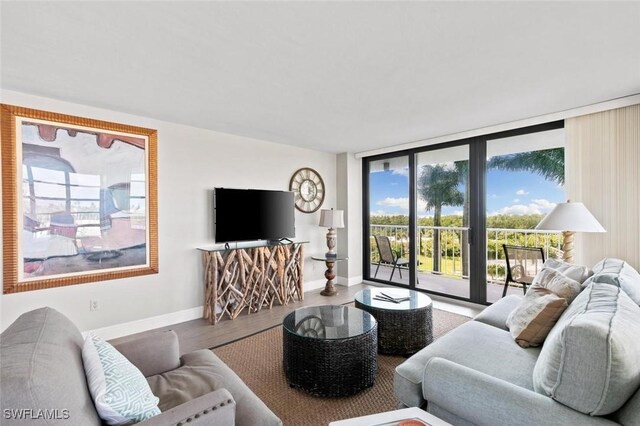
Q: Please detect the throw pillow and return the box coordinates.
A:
[582,258,640,304]
[506,286,568,348]
[533,283,640,416]
[82,334,161,425]
[506,267,582,348]
[536,258,591,284]
[530,267,582,303]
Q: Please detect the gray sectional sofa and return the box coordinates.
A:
[394,258,640,426]
[0,307,282,425]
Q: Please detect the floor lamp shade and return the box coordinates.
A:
[319,209,344,257]
[536,202,605,263]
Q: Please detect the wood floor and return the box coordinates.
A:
[110,283,377,355]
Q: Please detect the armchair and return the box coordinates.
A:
[0,307,281,425]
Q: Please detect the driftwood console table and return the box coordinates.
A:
[198,241,308,324]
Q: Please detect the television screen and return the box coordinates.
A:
[214,188,295,243]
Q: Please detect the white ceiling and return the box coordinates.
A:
[2,2,639,153]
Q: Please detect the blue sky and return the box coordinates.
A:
[370,167,565,217]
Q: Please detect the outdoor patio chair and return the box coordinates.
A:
[502,244,545,297]
[374,235,411,281]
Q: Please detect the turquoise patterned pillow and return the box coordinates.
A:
[82,334,161,425]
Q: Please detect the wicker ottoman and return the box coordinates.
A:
[355,288,433,355]
[283,305,378,397]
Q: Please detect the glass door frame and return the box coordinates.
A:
[362,120,564,305]
[362,152,415,291]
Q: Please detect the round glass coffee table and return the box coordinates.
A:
[354,288,433,355]
[282,305,377,397]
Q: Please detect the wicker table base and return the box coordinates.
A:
[283,306,378,397]
[355,289,433,355]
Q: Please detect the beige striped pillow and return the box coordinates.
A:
[506,287,567,348]
[507,268,582,348]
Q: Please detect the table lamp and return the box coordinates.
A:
[319,208,344,258]
[535,201,606,263]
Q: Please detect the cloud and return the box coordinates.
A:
[391,168,409,177]
[516,189,529,195]
[531,199,556,210]
[377,197,409,210]
[370,210,389,216]
[491,204,542,215]
[512,198,520,203]
[452,210,464,216]
[490,199,557,216]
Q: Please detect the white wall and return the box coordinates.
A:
[336,153,363,285]
[0,90,336,335]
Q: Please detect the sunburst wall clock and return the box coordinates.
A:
[289,167,325,213]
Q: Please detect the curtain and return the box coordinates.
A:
[566,104,640,269]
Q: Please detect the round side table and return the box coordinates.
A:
[311,256,348,296]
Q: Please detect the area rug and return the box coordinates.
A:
[213,308,470,425]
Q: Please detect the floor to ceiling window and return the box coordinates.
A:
[363,121,564,304]
[366,156,410,286]
[414,145,471,299]
[485,128,565,303]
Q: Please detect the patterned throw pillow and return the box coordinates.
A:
[82,335,161,425]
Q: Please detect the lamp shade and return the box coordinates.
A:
[319,209,344,228]
[535,202,606,233]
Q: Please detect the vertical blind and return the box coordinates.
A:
[566,104,640,269]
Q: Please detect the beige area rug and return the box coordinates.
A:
[213,308,470,426]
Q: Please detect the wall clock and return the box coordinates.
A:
[289,167,325,213]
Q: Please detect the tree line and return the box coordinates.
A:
[370,213,547,230]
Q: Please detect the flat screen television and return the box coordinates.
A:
[214,188,295,243]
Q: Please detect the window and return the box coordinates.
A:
[363,121,564,304]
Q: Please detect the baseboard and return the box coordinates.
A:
[84,306,204,341]
[304,278,327,292]
[85,278,356,340]
[337,275,363,286]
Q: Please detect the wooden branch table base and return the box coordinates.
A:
[199,242,306,324]
[312,256,348,297]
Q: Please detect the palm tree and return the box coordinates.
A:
[488,148,564,184]
[417,164,464,273]
[415,147,564,278]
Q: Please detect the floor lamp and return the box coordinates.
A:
[535,201,606,263]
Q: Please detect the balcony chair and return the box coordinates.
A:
[374,235,411,281]
[502,244,545,297]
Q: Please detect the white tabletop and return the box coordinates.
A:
[329,407,451,426]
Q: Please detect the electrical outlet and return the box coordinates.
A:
[90,300,100,312]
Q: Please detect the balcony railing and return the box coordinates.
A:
[370,224,562,282]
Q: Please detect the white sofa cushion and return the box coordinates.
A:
[582,258,640,304]
[533,283,640,415]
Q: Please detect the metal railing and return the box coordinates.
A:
[370,224,562,282]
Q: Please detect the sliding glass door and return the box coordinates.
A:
[363,121,564,305]
[366,156,411,286]
[414,145,471,298]
[485,128,565,303]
